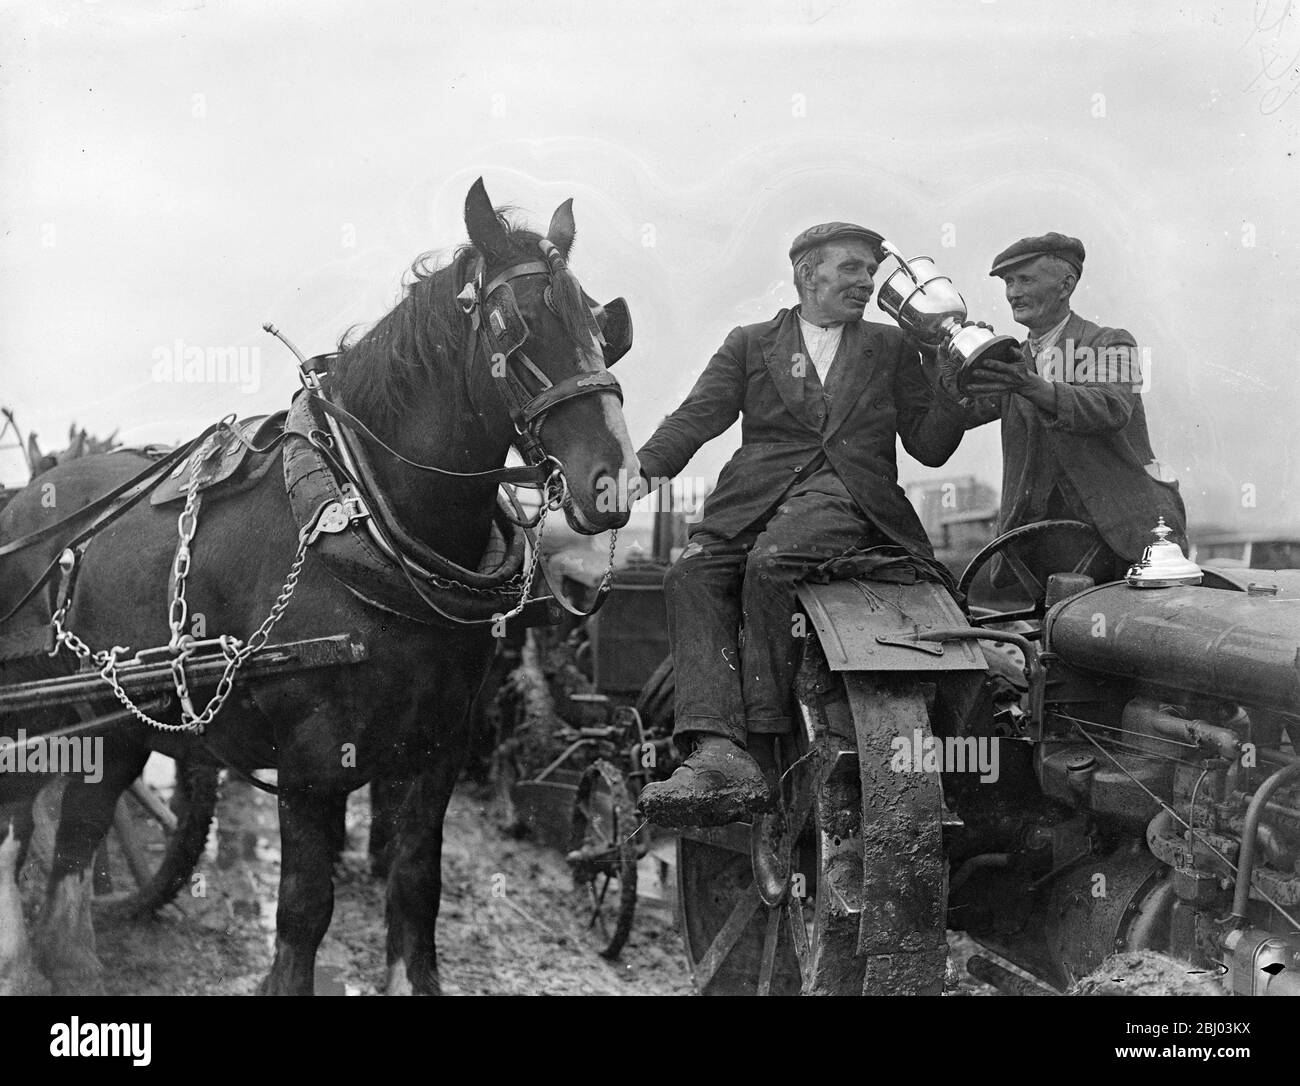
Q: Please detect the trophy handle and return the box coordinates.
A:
[879,239,923,287]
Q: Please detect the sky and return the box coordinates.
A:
[2,0,1297,539]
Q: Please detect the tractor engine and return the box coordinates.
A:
[944,570,1300,995]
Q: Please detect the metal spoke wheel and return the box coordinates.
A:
[566,759,639,960]
[958,519,1107,627]
[93,754,221,915]
[675,654,949,996]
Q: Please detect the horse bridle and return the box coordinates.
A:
[457,238,626,476]
[289,241,632,621]
[0,244,633,640]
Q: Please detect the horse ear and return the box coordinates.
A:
[546,197,576,259]
[464,177,511,266]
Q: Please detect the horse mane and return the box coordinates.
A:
[332,213,596,426]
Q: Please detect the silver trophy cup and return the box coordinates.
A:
[876,242,1020,394]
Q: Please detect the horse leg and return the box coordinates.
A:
[384,758,461,996]
[37,744,148,995]
[368,774,412,879]
[260,786,347,995]
[0,813,35,995]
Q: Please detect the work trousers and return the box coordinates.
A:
[663,490,881,749]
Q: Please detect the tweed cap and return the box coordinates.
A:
[789,222,885,263]
[989,232,1085,277]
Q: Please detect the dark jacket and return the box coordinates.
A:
[961,311,1186,561]
[636,307,970,556]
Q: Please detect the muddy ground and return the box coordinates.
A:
[12,773,1218,997]
[18,775,693,996]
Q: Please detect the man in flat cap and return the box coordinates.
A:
[955,232,1186,582]
[631,222,970,828]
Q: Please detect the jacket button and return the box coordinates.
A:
[793,465,802,473]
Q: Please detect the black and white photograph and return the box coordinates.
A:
[0,0,1297,1043]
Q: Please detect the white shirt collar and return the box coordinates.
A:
[1027,310,1072,355]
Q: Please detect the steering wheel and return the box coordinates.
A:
[958,519,1108,629]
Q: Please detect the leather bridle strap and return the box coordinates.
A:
[0,428,217,560]
[299,428,512,626]
[483,260,549,298]
[308,394,553,487]
[519,369,621,428]
[466,256,624,463]
[0,425,222,627]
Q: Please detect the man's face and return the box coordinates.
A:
[802,240,879,322]
[1000,256,1073,331]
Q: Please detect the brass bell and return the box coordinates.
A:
[1125,517,1202,588]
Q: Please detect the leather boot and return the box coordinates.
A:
[637,736,772,828]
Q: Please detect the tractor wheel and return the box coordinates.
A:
[674,655,948,994]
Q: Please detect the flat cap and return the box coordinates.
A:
[789,221,885,263]
[989,232,1085,277]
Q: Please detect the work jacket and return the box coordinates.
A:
[637,307,969,556]
[960,311,1186,560]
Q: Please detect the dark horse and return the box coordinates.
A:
[0,179,638,994]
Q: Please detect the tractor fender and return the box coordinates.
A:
[794,579,986,673]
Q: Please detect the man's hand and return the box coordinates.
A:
[963,357,1037,395]
[624,470,652,507]
[918,320,994,399]
[963,356,1056,412]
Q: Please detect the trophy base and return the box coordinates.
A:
[955,335,1023,396]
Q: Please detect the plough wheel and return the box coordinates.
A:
[88,755,221,915]
[120,756,221,914]
[672,663,948,995]
[567,759,639,960]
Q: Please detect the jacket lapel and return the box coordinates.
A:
[1057,312,1085,379]
[824,321,879,437]
[760,309,816,431]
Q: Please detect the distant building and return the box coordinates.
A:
[905,476,999,540]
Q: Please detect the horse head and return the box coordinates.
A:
[462,178,638,534]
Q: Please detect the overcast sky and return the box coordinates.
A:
[2,0,1297,536]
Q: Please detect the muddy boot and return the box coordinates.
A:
[637,736,772,829]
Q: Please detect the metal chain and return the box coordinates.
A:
[492,500,619,624]
[50,538,308,734]
[47,434,309,734]
[167,457,203,650]
[597,527,619,595]
[497,502,550,622]
[46,440,618,713]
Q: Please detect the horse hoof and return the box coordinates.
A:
[36,870,103,995]
[385,959,441,996]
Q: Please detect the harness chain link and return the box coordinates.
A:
[49,441,618,726]
[46,245,626,720]
[49,437,309,734]
[495,465,619,622]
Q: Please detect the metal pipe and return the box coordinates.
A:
[1231,760,1300,922]
[0,702,164,752]
[916,627,1036,687]
[966,954,1059,996]
[1124,699,1242,761]
[1146,805,1178,852]
[949,852,1011,896]
[919,627,1035,661]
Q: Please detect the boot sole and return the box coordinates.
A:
[637,784,773,830]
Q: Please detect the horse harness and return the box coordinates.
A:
[1,238,633,736]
